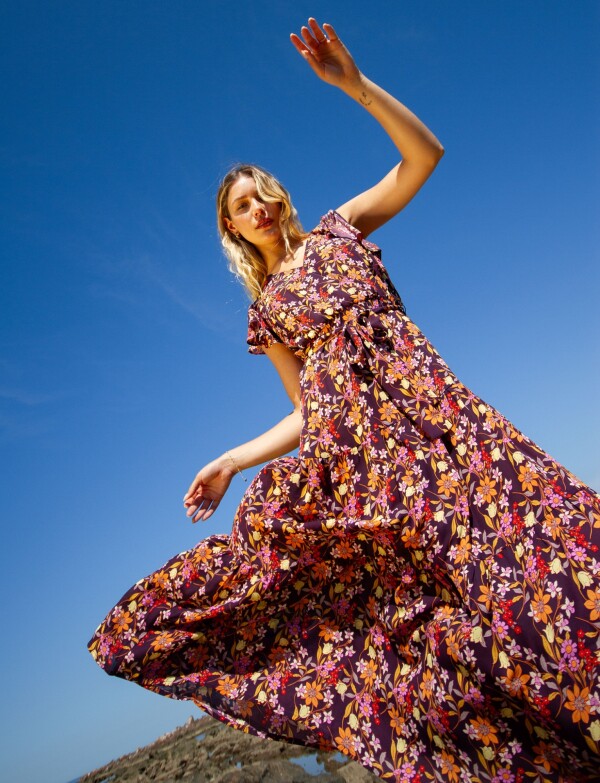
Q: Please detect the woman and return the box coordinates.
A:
[89,19,600,782]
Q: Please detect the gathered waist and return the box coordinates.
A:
[305,301,405,364]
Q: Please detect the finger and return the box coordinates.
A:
[184,475,202,500]
[194,498,216,523]
[308,17,326,43]
[184,486,203,507]
[290,33,319,67]
[322,22,340,42]
[196,494,215,514]
[290,32,310,56]
[300,25,319,52]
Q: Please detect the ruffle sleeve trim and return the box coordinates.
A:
[313,210,382,257]
[247,303,282,355]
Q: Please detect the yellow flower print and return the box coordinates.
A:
[584,588,600,622]
[378,400,397,424]
[565,684,591,723]
[424,407,446,428]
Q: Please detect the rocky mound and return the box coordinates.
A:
[79,714,378,782]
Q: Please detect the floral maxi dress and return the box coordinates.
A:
[88,211,600,782]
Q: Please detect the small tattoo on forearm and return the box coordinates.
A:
[359,91,373,106]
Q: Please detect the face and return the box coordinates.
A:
[224,175,283,251]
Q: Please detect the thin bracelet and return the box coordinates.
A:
[225,450,247,483]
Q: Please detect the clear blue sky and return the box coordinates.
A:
[1,2,598,781]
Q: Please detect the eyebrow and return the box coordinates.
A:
[232,194,252,205]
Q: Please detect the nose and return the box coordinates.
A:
[252,198,266,216]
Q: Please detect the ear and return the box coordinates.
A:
[223,217,238,237]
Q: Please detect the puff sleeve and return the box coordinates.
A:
[246,303,282,355]
[317,209,382,257]
[317,211,406,315]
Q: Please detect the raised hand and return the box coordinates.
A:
[290,18,360,90]
[183,456,234,523]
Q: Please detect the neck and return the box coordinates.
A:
[262,238,302,275]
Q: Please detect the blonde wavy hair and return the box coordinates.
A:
[216,164,307,301]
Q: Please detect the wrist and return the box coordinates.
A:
[340,70,368,100]
[221,450,247,483]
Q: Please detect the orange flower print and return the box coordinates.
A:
[584,588,600,622]
[530,589,552,624]
[335,726,356,754]
[240,618,259,641]
[216,676,238,698]
[477,476,497,503]
[151,633,175,651]
[112,608,132,634]
[379,400,397,424]
[533,740,562,773]
[517,463,539,492]
[87,209,600,783]
[424,407,447,428]
[419,669,435,699]
[303,680,324,707]
[318,624,340,642]
[501,664,530,697]
[333,538,355,559]
[438,750,460,783]
[152,570,170,590]
[453,538,472,565]
[565,684,591,723]
[313,560,330,581]
[360,658,378,686]
[437,472,459,498]
[389,706,406,733]
[469,716,499,746]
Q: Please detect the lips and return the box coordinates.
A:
[256,218,273,229]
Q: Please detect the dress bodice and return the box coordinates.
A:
[247,210,406,362]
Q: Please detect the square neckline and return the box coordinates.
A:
[264,233,313,280]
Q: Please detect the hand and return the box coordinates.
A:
[290,18,361,90]
[183,456,235,523]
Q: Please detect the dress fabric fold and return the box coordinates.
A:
[89,210,600,782]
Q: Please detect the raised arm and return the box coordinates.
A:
[291,18,444,237]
